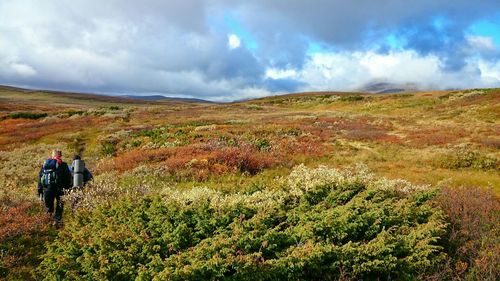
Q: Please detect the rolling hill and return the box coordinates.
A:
[0,85,499,280]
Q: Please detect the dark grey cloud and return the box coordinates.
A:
[0,0,268,100]
[230,0,500,69]
[232,1,500,44]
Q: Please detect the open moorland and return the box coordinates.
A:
[0,86,499,280]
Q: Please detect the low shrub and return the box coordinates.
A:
[340,95,364,102]
[209,147,275,175]
[343,129,389,142]
[0,203,47,241]
[0,116,103,146]
[65,172,151,211]
[0,144,58,205]
[407,131,456,147]
[110,149,171,172]
[68,135,87,157]
[437,187,499,280]
[99,138,118,157]
[8,112,48,120]
[474,138,500,149]
[253,138,271,151]
[0,202,51,279]
[436,149,498,170]
[65,110,85,117]
[38,166,447,280]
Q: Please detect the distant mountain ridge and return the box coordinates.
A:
[358,81,420,94]
[121,95,213,103]
[0,85,213,104]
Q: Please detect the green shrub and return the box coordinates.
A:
[99,138,118,157]
[65,110,85,117]
[38,166,447,280]
[135,128,165,140]
[340,95,364,102]
[130,140,142,148]
[68,135,87,157]
[8,112,48,120]
[217,135,238,147]
[254,138,271,151]
[246,104,263,110]
[436,149,498,170]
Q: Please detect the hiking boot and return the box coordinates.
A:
[53,220,63,229]
[43,212,53,223]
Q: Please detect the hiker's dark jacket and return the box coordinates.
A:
[37,160,72,196]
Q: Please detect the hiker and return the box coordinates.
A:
[37,149,72,227]
[69,155,93,187]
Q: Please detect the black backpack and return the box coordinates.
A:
[41,159,59,190]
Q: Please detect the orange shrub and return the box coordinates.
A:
[474,137,500,149]
[158,145,277,178]
[0,203,48,241]
[405,126,467,147]
[107,148,173,172]
[208,146,275,175]
[163,154,193,172]
[315,116,393,131]
[344,129,389,142]
[438,186,500,280]
[104,144,277,178]
[0,116,106,146]
[273,136,329,159]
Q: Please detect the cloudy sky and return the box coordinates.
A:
[1,0,499,101]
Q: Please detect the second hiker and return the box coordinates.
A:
[38,149,72,227]
[69,155,93,188]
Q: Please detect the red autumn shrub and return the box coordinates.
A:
[1,203,51,278]
[0,203,48,241]
[405,126,467,147]
[273,136,329,160]
[344,129,386,141]
[437,186,500,280]
[163,154,193,172]
[209,147,275,175]
[315,116,393,131]
[112,148,173,172]
[0,116,106,146]
[474,137,500,149]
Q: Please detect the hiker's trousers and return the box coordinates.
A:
[43,188,64,222]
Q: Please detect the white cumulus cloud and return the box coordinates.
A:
[466,35,496,51]
[228,34,241,49]
[265,68,298,79]
[284,50,500,91]
[10,62,37,76]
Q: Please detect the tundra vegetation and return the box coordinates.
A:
[0,87,498,280]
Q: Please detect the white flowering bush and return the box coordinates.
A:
[285,164,374,197]
[0,144,65,206]
[65,172,151,211]
[194,124,217,132]
[142,139,183,149]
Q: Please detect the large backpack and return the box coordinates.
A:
[41,159,59,190]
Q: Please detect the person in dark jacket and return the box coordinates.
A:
[38,149,72,227]
[69,155,93,187]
